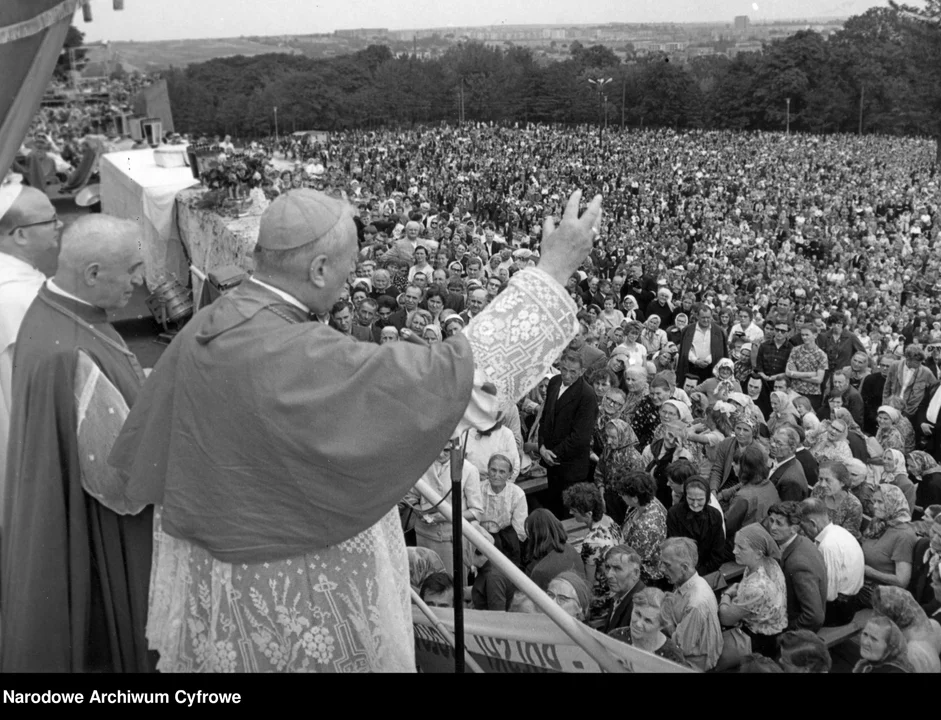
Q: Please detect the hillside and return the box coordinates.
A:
[106,37,301,71]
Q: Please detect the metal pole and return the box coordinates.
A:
[858,84,864,135]
[274,107,279,145]
[449,438,465,673]
[414,478,629,673]
[621,80,626,129]
[411,589,485,673]
[786,98,790,136]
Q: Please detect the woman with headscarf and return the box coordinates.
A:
[719,523,788,659]
[860,484,917,608]
[711,412,762,507]
[810,461,865,541]
[594,418,645,526]
[642,419,698,510]
[621,295,642,324]
[547,571,592,623]
[728,391,767,431]
[829,407,871,462]
[620,365,650,422]
[876,404,915,456]
[767,391,802,436]
[872,585,941,673]
[853,616,916,673]
[693,359,742,408]
[810,418,854,465]
[666,476,726,577]
[909,450,941,510]
[724,443,781,541]
[408,546,446,592]
[879,448,917,512]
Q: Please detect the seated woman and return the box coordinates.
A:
[810,461,864,542]
[719,523,788,658]
[408,546,446,592]
[809,418,854,465]
[666,476,726,577]
[872,585,941,673]
[608,587,687,666]
[767,391,801,436]
[860,484,917,607]
[594,418,644,526]
[563,482,622,622]
[908,451,941,511]
[844,458,875,516]
[876,403,916,456]
[724,444,781,541]
[693,359,741,408]
[547,571,591,622]
[479,454,527,567]
[853,615,915,673]
[614,470,669,588]
[642,420,699,509]
[777,630,833,673]
[879,448,917,512]
[523,509,586,591]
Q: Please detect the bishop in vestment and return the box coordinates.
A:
[1,215,155,673]
[110,188,602,672]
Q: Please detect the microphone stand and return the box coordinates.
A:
[449,436,465,673]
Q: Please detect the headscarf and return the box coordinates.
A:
[553,570,591,617]
[604,418,638,451]
[873,586,932,634]
[885,448,908,478]
[736,522,782,562]
[661,419,690,445]
[408,546,445,590]
[828,419,849,443]
[422,324,443,342]
[731,410,757,432]
[832,407,861,434]
[713,358,735,377]
[906,450,941,480]
[853,616,914,674]
[878,405,902,423]
[662,399,693,425]
[864,483,913,540]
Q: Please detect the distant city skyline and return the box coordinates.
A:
[78,0,889,42]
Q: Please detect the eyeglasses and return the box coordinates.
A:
[8,215,59,234]
[546,590,578,604]
[775,327,789,333]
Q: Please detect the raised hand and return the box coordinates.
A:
[536,189,603,287]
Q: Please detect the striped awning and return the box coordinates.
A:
[0,1,125,182]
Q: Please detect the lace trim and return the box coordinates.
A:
[0,1,84,45]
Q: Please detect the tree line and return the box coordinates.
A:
[160,6,940,157]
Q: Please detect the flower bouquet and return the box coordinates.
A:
[198,151,274,217]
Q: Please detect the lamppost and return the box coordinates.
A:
[588,77,612,147]
[274,106,279,146]
[786,97,790,136]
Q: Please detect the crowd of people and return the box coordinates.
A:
[2,113,941,673]
[299,124,939,672]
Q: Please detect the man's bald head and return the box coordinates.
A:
[54,214,144,310]
[0,186,62,275]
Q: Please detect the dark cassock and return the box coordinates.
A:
[1,283,154,673]
[109,191,581,673]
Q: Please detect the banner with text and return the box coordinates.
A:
[413,607,695,673]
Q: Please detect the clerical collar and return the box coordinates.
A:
[47,278,94,308]
[249,277,311,315]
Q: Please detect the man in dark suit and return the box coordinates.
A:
[817,370,865,426]
[538,349,598,519]
[769,427,810,501]
[766,502,827,632]
[675,304,729,390]
[602,545,645,635]
[481,222,505,259]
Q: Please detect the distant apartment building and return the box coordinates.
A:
[334,28,389,39]
[734,16,750,32]
[727,40,763,57]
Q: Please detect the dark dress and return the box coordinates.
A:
[526,544,587,591]
[666,502,726,576]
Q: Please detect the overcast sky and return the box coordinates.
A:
[79,0,889,42]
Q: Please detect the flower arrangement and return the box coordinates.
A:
[200,151,272,193]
